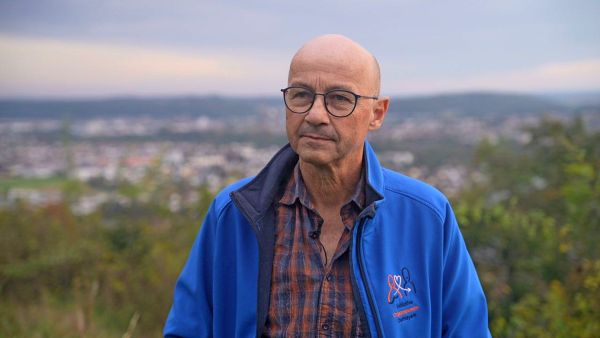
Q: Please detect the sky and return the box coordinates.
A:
[0,0,599,98]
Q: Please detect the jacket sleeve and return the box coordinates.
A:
[441,203,492,338]
[163,201,219,338]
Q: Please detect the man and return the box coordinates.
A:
[164,34,491,337]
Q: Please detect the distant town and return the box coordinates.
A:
[1,93,598,214]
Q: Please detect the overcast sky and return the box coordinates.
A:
[1,0,599,98]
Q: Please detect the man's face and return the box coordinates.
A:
[285,52,384,169]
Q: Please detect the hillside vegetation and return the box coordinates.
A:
[0,118,598,337]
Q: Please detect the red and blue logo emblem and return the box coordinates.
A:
[387,267,420,322]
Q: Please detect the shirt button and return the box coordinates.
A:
[321,323,330,331]
[326,274,333,281]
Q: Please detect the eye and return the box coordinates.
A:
[328,91,354,104]
[288,88,312,100]
[293,91,309,99]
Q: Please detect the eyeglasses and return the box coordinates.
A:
[281,86,378,117]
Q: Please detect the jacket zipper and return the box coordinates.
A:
[355,218,384,337]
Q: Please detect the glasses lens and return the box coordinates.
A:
[284,87,314,113]
[325,90,356,117]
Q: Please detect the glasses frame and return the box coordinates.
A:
[281,86,379,118]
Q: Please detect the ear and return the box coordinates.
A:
[368,96,389,130]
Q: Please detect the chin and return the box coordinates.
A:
[296,148,335,167]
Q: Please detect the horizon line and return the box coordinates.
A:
[2,88,600,102]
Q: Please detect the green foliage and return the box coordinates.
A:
[1,117,598,337]
[0,186,212,337]
[457,117,600,337]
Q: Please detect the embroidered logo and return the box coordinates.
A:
[386,267,420,323]
[387,274,412,303]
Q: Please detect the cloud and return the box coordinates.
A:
[536,59,600,81]
[386,59,600,94]
[0,35,288,97]
[1,34,598,98]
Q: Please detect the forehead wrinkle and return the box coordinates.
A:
[289,72,357,93]
[289,56,367,93]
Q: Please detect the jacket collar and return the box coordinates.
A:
[230,140,385,229]
[363,140,385,210]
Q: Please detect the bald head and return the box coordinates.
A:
[289,34,381,96]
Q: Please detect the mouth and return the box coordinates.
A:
[300,133,333,142]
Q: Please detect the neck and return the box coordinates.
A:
[299,150,364,209]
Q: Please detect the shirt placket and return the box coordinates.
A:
[313,215,354,337]
[268,162,366,337]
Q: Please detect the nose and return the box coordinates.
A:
[304,94,330,125]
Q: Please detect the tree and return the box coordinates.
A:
[456,118,600,337]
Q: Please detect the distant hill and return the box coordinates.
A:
[387,92,568,120]
[539,90,600,107]
[0,92,581,120]
[0,96,281,120]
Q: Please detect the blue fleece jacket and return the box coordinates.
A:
[164,142,491,337]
